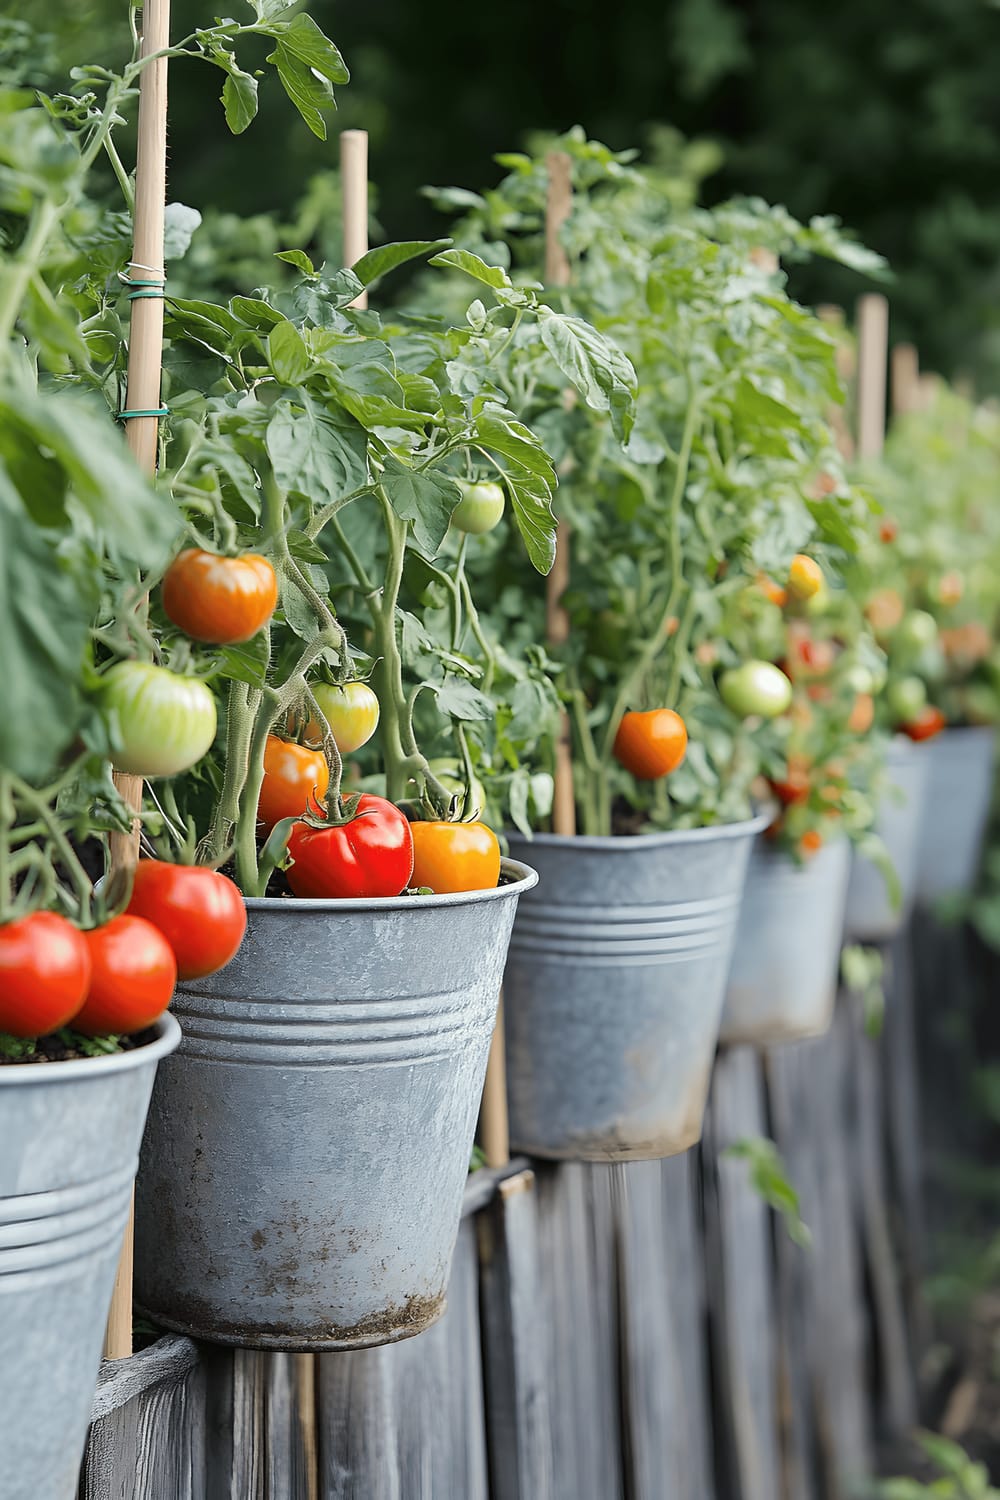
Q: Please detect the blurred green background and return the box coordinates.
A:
[7,0,1000,388]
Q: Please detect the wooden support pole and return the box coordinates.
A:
[891,343,920,417]
[104,0,172,1361]
[856,293,889,461]
[817,304,856,462]
[340,130,369,310]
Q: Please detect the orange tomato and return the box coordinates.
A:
[613,709,688,780]
[409,821,501,894]
[162,549,278,645]
[879,518,898,544]
[865,588,905,636]
[788,554,823,601]
[799,830,823,858]
[757,574,788,608]
[847,692,875,734]
[257,737,329,829]
[938,571,964,607]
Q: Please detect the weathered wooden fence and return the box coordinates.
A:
[78,915,950,1500]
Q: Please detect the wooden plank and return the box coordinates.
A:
[478,1169,553,1500]
[766,1004,872,1496]
[661,1152,715,1499]
[702,1048,780,1500]
[80,1341,207,1500]
[533,1162,623,1500]
[316,1218,488,1500]
[848,988,918,1435]
[615,1155,712,1500]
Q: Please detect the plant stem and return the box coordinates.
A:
[0,198,62,345]
[370,490,411,802]
[599,393,699,762]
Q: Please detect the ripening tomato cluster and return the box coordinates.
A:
[0,863,246,1040]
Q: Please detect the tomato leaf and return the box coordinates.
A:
[352,240,453,288]
[268,320,312,386]
[536,307,637,442]
[381,454,462,557]
[264,398,370,507]
[221,64,258,135]
[275,249,316,277]
[434,677,495,722]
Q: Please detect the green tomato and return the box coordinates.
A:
[896,610,938,655]
[451,480,506,535]
[308,681,380,754]
[719,661,793,720]
[102,662,217,778]
[843,663,875,696]
[427,758,488,820]
[886,674,927,724]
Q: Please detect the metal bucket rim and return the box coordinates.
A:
[0,1011,181,1088]
[505,810,771,852]
[242,856,538,912]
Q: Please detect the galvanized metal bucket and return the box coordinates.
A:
[134,860,537,1352]
[916,726,996,902]
[0,1015,181,1500]
[720,835,851,1046]
[503,817,767,1162]
[845,735,931,943]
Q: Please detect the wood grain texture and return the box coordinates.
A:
[703,1048,780,1500]
[766,1000,873,1497]
[478,1169,553,1500]
[80,1344,207,1500]
[316,1218,488,1500]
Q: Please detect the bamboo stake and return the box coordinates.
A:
[891,343,920,417]
[817,304,856,462]
[103,0,172,1362]
[856,292,889,461]
[340,130,369,310]
[480,995,511,1169]
[544,152,575,841]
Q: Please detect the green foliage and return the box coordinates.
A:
[417,133,877,835]
[874,1432,1000,1498]
[724,1136,811,1248]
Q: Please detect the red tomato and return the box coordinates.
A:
[613,709,688,779]
[162,549,278,645]
[258,737,330,830]
[769,761,810,805]
[901,705,947,742]
[75,916,177,1036]
[287,796,414,899]
[0,912,91,1038]
[410,821,501,894]
[879,518,899,544]
[127,861,246,981]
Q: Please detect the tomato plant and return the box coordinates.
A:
[74,916,177,1037]
[127,861,246,981]
[409,820,502,894]
[162,550,278,645]
[286,796,415,899]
